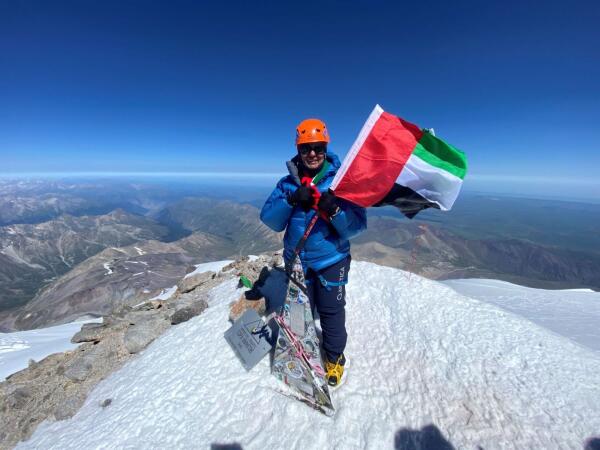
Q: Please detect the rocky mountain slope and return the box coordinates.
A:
[0,196,281,331]
[0,180,87,226]
[0,180,157,226]
[153,197,281,255]
[0,210,170,313]
[353,217,600,290]
[1,225,280,332]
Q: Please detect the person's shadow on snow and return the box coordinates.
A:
[586,437,600,450]
[394,424,455,450]
[210,444,243,450]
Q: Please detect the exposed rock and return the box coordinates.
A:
[135,299,166,311]
[170,307,196,325]
[124,309,169,325]
[71,326,105,343]
[53,395,85,420]
[81,321,105,330]
[223,258,245,272]
[0,308,135,448]
[226,255,272,279]
[7,386,32,410]
[171,299,208,325]
[178,270,215,294]
[64,357,93,382]
[270,251,284,268]
[100,398,112,408]
[114,305,133,318]
[101,315,117,327]
[229,293,266,322]
[123,319,169,354]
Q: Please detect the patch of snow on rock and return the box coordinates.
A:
[184,260,233,280]
[102,263,113,275]
[149,285,177,301]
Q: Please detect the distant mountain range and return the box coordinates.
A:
[0,210,170,313]
[1,179,598,332]
[153,197,281,255]
[0,195,281,331]
[0,179,155,225]
[4,239,193,331]
[353,217,600,290]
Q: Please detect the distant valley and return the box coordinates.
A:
[0,210,170,312]
[353,217,600,290]
[0,183,281,330]
[1,178,598,332]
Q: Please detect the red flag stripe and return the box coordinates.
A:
[333,111,423,207]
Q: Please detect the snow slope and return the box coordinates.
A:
[442,278,600,354]
[0,318,102,381]
[147,285,178,301]
[17,262,600,449]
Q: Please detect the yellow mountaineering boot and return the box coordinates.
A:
[325,354,347,389]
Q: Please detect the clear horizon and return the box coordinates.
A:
[2,171,599,204]
[1,1,599,180]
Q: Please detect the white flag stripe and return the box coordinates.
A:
[396,153,463,211]
[331,104,384,190]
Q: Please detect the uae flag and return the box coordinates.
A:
[331,105,467,219]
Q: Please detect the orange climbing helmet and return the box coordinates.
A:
[295,118,330,145]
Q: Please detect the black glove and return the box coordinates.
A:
[289,186,314,211]
[318,191,340,217]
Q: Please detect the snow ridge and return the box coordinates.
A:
[443,278,600,353]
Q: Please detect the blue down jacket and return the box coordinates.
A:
[260,151,367,271]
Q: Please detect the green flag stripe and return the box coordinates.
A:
[312,160,330,185]
[412,132,468,180]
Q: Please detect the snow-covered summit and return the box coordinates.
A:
[16,261,600,449]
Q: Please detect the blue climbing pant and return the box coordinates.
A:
[305,255,351,362]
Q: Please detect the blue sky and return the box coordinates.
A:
[1,1,599,197]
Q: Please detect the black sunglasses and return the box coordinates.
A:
[298,144,327,155]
